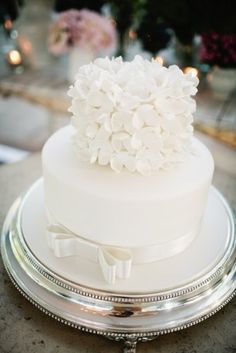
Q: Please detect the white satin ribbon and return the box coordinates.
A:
[46,217,197,284]
[47,224,132,284]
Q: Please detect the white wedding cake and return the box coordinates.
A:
[42,56,214,284]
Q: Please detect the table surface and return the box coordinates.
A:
[0,151,236,353]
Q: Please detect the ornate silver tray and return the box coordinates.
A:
[1,179,236,353]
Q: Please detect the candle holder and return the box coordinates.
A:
[6,48,25,73]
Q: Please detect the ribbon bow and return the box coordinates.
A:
[47,224,132,284]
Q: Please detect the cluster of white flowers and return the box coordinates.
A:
[68,56,199,176]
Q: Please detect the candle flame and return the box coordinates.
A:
[183,67,198,77]
[4,19,12,30]
[155,56,164,65]
[128,29,137,40]
[8,50,22,65]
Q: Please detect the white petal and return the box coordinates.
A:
[119,93,140,110]
[123,138,134,153]
[67,85,77,98]
[136,159,151,176]
[124,156,136,172]
[86,123,99,138]
[87,90,106,107]
[144,110,159,126]
[135,105,158,126]
[113,132,130,140]
[100,95,114,114]
[132,113,144,129]
[96,126,111,141]
[111,112,123,131]
[69,99,87,116]
[170,99,188,114]
[123,114,135,134]
[141,131,162,150]
[111,136,122,152]
[110,157,123,173]
[89,127,110,150]
[130,134,142,149]
[99,78,113,93]
[103,117,112,133]
[150,158,162,171]
[161,118,183,134]
[96,113,109,123]
[98,143,112,165]
[90,150,98,164]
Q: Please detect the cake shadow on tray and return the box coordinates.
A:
[1,56,236,353]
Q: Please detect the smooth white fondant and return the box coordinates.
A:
[46,211,197,284]
[42,126,214,248]
[46,217,132,284]
[68,56,199,175]
[22,180,230,293]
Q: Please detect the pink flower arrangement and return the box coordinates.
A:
[48,9,117,55]
[200,32,236,68]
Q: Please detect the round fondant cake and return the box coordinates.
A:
[42,56,214,284]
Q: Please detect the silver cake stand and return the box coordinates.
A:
[1,179,236,353]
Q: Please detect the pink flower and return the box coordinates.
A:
[48,9,117,55]
[48,22,70,55]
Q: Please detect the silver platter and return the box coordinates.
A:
[1,180,236,353]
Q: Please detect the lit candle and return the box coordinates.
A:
[7,50,22,66]
[155,56,164,65]
[128,29,137,40]
[4,19,12,30]
[183,66,199,77]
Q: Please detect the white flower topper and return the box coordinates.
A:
[68,56,199,176]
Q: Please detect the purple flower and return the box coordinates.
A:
[200,32,236,68]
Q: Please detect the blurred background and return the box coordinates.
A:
[1,4,236,352]
[0,0,235,168]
